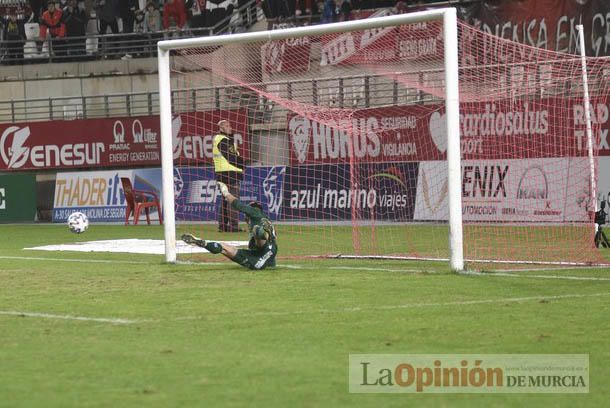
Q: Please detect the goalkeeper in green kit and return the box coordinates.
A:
[182,182,278,270]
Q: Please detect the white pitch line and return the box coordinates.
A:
[0,310,143,325]
[5,292,608,325]
[492,265,610,273]
[170,291,610,320]
[5,256,608,280]
[462,270,610,282]
[329,266,432,273]
[9,255,607,279]
[0,255,152,265]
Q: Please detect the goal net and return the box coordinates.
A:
[159,8,610,269]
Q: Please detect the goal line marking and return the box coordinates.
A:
[461,270,610,282]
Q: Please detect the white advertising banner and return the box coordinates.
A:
[414,158,591,223]
[597,157,610,204]
[53,169,164,223]
[53,170,134,222]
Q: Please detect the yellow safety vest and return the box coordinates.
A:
[213,134,243,173]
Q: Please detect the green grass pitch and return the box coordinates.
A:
[1,223,610,407]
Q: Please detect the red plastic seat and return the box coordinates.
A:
[120,177,163,225]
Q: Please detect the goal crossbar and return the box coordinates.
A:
[158,9,453,51]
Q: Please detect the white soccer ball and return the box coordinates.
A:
[67,212,89,234]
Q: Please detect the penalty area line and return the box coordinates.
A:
[0,310,145,325]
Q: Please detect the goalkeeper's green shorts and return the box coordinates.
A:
[232,244,277,270]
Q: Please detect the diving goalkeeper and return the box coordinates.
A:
[181,182,277,270]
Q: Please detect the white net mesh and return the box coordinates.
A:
[166,12,610,266]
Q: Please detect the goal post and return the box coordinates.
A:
[158,46,177,263]
[157,8,464,269]
[442,9,463,271]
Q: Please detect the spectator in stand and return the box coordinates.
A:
[295,0,311,16]
[162,0,187,32]
[142,1,161,56]
[29,0,44,23]
[127,8,146,57]
[206,0,233,33]
[133,8,145,32]
[393,0,407,13]
[320,0,336,24]
[62,0,88,57]
[95,0,119,34]
[144,1,161,32]
[118,0,138,59]
[260,0,290,19]
[119,0,138,33]
[188,0,206,29]
[3,10,26,64]
[339,0,351,21]
[95,0,119,57]
[39,1,67,56]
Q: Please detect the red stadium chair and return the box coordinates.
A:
[120,177,163,225]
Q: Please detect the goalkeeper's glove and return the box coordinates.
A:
[252,225,269,241]
[217,181,229,198]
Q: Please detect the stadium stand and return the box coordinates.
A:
[0,0,475,64]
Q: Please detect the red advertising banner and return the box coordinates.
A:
[263,22,312,74]
[288,105,441,165]
[288,98,610,165]
[0,109,249,171]
[319,8,442,66]
[458,0,610,57]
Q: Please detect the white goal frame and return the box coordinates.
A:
[157,8,464,271]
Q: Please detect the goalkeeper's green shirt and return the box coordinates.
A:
[231,199,278,250]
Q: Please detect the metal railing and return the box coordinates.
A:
[0,1,259,64]
[0,70,442,123]
[1,61,603,124]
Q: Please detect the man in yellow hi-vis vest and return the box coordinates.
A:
[213,120,246,232]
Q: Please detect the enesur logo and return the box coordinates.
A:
[172,116,244,161]
[1,126,30,169]
[1,125,104,169]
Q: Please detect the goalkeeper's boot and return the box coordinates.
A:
[181,233,206,248]
[181,234,223,254]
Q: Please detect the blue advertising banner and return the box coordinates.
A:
[174,167,218,222]
[282,163,419,221]
[54,166,287,223]
[54,164,416,223]
[174,166,286,221]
